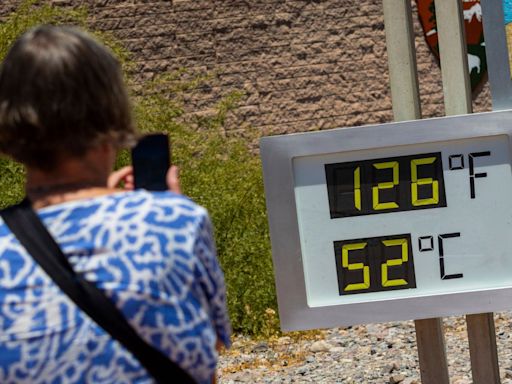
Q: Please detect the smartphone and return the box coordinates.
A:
[131,133,170,191]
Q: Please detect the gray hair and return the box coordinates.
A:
[0,25,135,170]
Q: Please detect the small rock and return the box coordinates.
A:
[329,346,344,353]
[277,336,291,345]
[231,340,244,349]
[305,355,315,363]
[297,367,308,376]
[382,362,399,374]
[310,340,333,353]
[389,374,405,384]
[251,342,269,353]
[365,323,381,334]
[231,372,253,383]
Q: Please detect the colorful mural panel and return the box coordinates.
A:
[504,0,512,76]
[417,0,486,93]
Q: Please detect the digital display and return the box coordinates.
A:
[334,234,416,295]
[325,153,447,218]
[261,112,512,330]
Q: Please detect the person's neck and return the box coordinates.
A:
[25,151,114,209]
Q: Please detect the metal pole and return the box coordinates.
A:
[434,0,472,115]
[435,0,500,382]
[383,2,448,382]
[466,313,500,384]
[415,318,450,384]
[383,0,421,121]
[480,0,512,110]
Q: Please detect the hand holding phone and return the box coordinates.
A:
[131,133,170,191]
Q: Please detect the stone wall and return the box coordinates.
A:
[0,0,493,136]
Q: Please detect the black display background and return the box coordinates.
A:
[325,152,447,218]
[333,234,417,296]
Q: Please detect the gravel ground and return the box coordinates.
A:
[218,312,512,383]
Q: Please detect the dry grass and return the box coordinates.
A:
[219,330,324,375]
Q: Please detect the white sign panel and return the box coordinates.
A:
[261,111,512,331]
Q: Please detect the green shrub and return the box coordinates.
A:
[131,75,278,335]
[0,0,87,59]
[0,1,278,336]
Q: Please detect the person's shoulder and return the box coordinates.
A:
[134,190,205,210]
[0,216,11,239]
[32,191,208,232]
[113,190,208,220]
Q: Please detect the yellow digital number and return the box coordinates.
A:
[342,242,370,291]
[381,238,408,287]
[372,161,399,210]
[411,157,439,206]
[354,166,361,211]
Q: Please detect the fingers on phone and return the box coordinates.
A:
[108,166,134,190]
[124,174,135,190]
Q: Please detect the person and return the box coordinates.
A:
[0,25,231,383]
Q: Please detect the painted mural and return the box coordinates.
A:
[505,0,512,75]
[417,0,486,93]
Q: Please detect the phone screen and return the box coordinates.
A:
[131,133,170,191]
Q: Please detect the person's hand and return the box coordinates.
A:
[107,166,134,190]
[166,165,181,194]
[107,165,181,194]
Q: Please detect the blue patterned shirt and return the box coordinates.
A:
[0,191,231,384]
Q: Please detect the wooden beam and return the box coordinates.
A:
[415,318,450,384]
[466,313,500,384]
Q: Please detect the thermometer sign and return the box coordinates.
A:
[261,111,512,331]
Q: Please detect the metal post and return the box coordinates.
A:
[434,0,472,115]
[435,0,500,383]
[383,0,421,121]
[480,0,512,110]
[466,313,500,384]
[415,318,450,384]
[383,2,449,382]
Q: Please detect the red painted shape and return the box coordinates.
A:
[416,0,486,92]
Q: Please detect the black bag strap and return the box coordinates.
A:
[0,199,197,384]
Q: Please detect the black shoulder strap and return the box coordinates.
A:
[0,199,197,384]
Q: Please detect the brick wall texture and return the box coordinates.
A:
[0,0,493,136]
